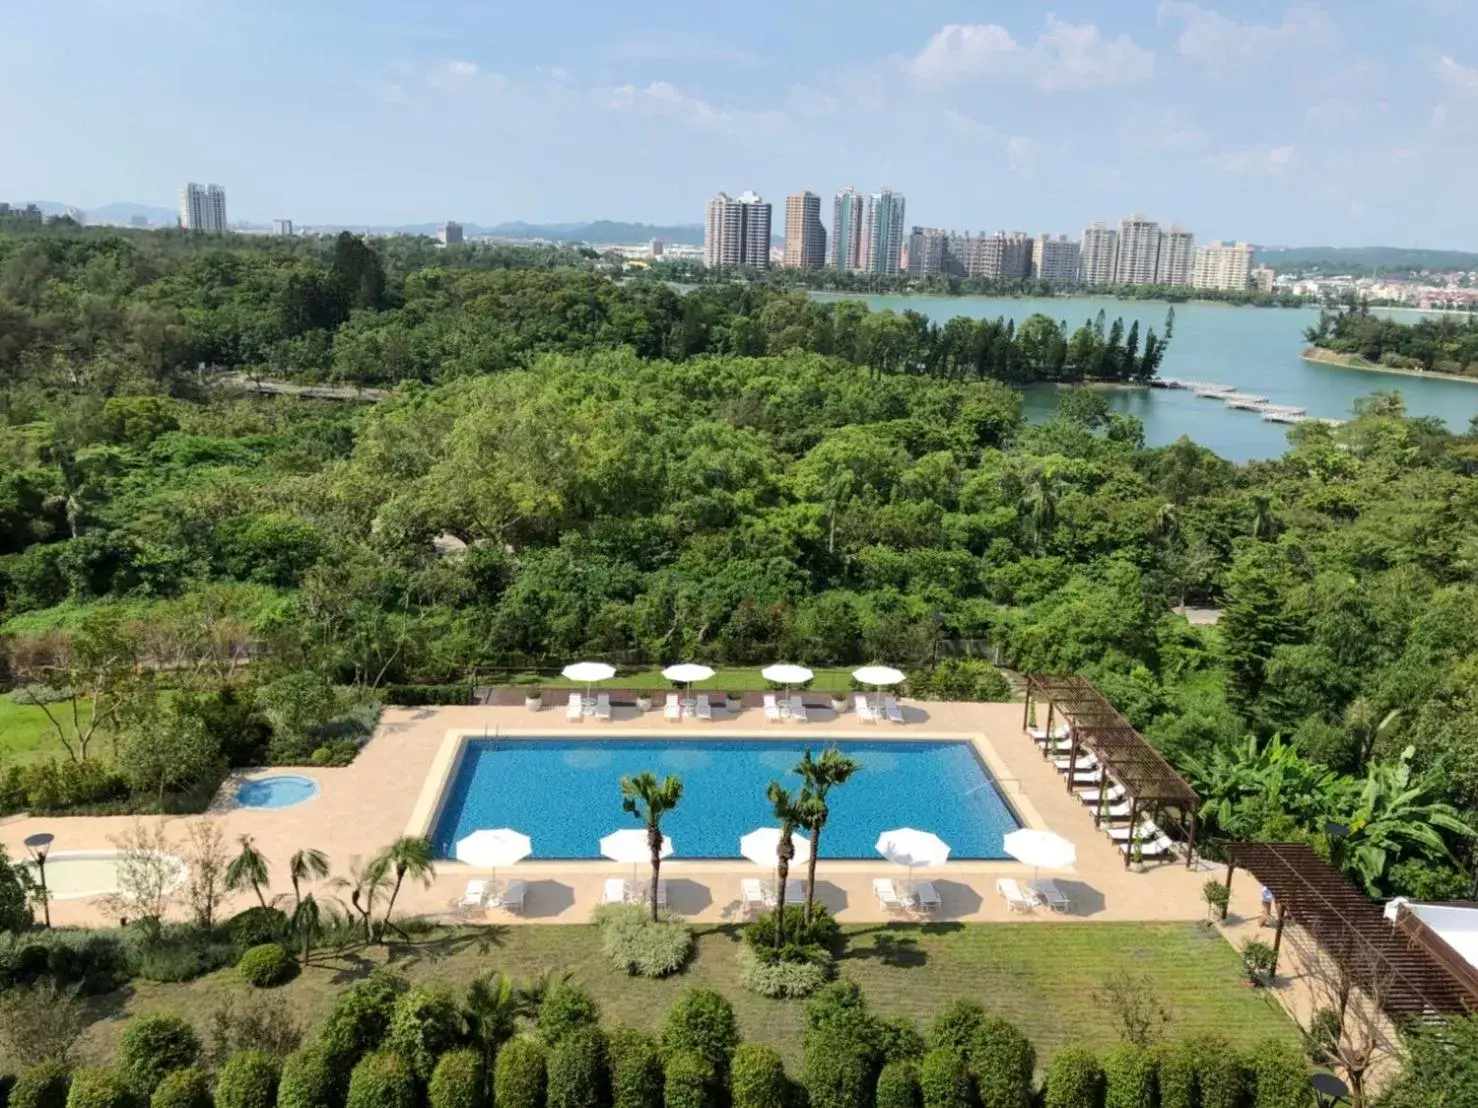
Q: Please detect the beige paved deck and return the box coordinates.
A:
[2,701,1228,929]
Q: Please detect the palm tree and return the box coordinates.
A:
[332,855,392,944]
[289,848,330,909]
[226,835,270,909]
[795,747,860,923]
[767,782,804,950]
[1250,492,1277,540]
[464,970,531,1068]
[1020,471,1059,552]
[374,837,436,941]
[1344,699,1400,776]
[292,892,321,965]
[1154,501,1179,545]
[620,772,684,922]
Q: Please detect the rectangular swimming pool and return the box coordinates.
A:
[430,738,1021,860]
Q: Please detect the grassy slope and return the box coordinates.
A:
[82,922,1293,1073]
[0,697,92,764]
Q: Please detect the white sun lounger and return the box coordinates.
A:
[885,696,905,724]
[789,695,808,722]
[631,879,668,909]
[873,878,904,911]
[595,693,612,721]
[910,880,941,912]
[741,878,768,915]
[664,693,681,722]
[492,880,525,913]
[997,877,1037,912]
[855,693,877,723]
[763,693,782,723]
[1030,879,1073,912]
[1123,833,1176,860]
[1108,821,1162,843]
[603,877,631,904]
[456,879,489,909]
[763,879,805,907]
[566,692,583,721]
[696,693,713,721]
[1028,724,1070,743]
[1053,750,1099,772]
[1077,783,1126,805]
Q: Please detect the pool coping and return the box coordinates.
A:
[404,726,1048,867]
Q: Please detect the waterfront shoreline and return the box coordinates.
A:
[1301,346,1478,386]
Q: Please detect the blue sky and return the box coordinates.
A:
[4,0,1477,246]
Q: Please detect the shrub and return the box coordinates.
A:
[1248,1040,1312,1108]
[277,1047,343,1108]
[1240,940,1276,986]
[227,908,289,949]
[427,1050,485,1108]
[493,1037,546,1108]
[876,1062,921,1108]
[1302,1009,1340,1067]
[149,1069,210,1108]
[1195,1039,1247,1108]
[593,904,693,978]
[1151,1040,1195,1108]
[925,1001,987,1059]
[741,903,840,952]
[968,1017,1034,1108]
[344,1053,416,1108]
[905,659,1011,702]
[1043,1046,1102,1108]
[918,1049,972,1108]
[730,1044,786,1108]
[385,985,465,1081]
[126,933,234,984]
[10,1062,70,1108]
[662,1054,712,1108]
[63,1069,131,1108]
[736,944,830,999]
[804,1031,874,1108]
[236,944,294,988]
[537,984,600,1046]
[660,990,738,1074]
[606,1028,662,1108]
[1,1076,16,1108]
[317,972,407,1072]
[214,1052,279,1108]
[875,1018,927,1065]
[0,931,130,996]
[379,685,472,707]
[804,981,877,1051]
[1201,880,1230,921]
[547,1028,607,1108]
[120,1014,201,1094]
[1102,1044,1155,1108]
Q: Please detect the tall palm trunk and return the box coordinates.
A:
[774,839,794,950]
[379,865,408,941]
[647,825,663,922]
[804,814,826,924]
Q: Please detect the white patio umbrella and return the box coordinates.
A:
[739,826,813,869]
[455,828,532,884]
[1002,829,1076,883]
[875,827,950,885]
[662,663,716,708]
[853,665,905,714]
[562,661,616,705]
[601,827,673,881]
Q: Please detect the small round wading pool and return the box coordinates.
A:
[235,774,319,810]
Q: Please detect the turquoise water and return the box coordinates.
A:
[235,775,318,809]
[430,738,1021,860]
[818,294,1478,461]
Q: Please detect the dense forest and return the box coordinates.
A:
[1305,302,1478,376]
[1,227,1476,903]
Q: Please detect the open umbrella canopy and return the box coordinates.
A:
[600,828,673,864]
[1003,829,1076,871]
[562,661,616,683]
[455,828,533,869]
[875,828,951,869]
[662,663,716,684]
[739,827,812,868]
[853,665,905,687]
[761,664,814,685]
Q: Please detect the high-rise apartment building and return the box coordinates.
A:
[0,203,43,223]
[1080,222,1119,286]
[1191,241,1255,291]
[861,189,906,274]
[972,231,1032,280]
[1250,265,1276,293]
[830,187,865,270]
[271,219,294,237]
[1114,214,1161,285]
[906,227,950,279]
[782,191,826,268]
[1155,226,1196,286]
[703,190,771,268]
[179,183,228,232]
[438,221,464,246]
[1031,235,1081,284]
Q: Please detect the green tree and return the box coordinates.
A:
[620,773,683,922]
[766,782,805,949]
[794,748,860,923]
[372,837,436,941]
[226,835,271,910]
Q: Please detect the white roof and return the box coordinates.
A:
[1406,902,1478,971]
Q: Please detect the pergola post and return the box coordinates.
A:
[1044,701,1055,758]
[1022,688,1031,731]
[1221,857,1234,921]
[1187,810,1198,870]
[1066,728,1080,795]
[1270,902,1287,979]
[1123,797,1139,869]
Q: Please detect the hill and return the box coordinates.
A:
[1257,245,1478,273]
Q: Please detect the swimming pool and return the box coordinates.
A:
[430,738,1021,860]
[26,851,186,899]
[236,775,319,810]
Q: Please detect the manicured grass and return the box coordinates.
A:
[0,696,91,763]
[81,922,1293,1073]
[496,667,861,693]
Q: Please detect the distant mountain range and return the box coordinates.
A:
[1255,245,1478,272]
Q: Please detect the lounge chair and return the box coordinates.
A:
[695,693,713,721]
[740,878,768,916]
[1098,800,1134,822]
[1030,879,1073,912]
[603,877,631,904]
[1052,750,1099,772]
[664,693,681,722]
[763,693,782,723]
[910,880,942,913]
[595,693,612,722]
[885,696,905,724]
[873,878,904,911]
[1069,767,1105,785]
[631,879,668,909]
[855,693,876,723]
[1077,782,1126,805]
[762,878,804,907]
[1108,821,1161,843]
[455,879,489,910]
[493,880,526,913]
[566,692,583,721]
[789,695,808,723]
[996,877,1037,912]
[1123,833,1176,860]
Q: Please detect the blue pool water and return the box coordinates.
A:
[236,775,319,810]
[430,739,1020,860]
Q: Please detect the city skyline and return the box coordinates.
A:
[3,1,1476,247]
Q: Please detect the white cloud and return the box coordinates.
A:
[1436,55,1478,93]
[1159,3,1327,76]
[909,16,1153,91]
[426,59,482,89]
[1205,144,1295,175]
[597,80,783,136]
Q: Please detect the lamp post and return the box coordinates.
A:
[1310,1071,1349,1106]
[23,832,54,929]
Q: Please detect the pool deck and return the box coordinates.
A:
[0,699,1253,929]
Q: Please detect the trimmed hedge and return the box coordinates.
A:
[969,1018,1035,1108]
[345,1053,417,1108]
[386,986,465,1081]
[876,1062,922,1108]
[317,973,406,1072]
[592,904,693,979]
[660,991,738,1074]
[538,985,601,1046]
[1043,1047,1102,1108]
[547,1028,607,1108]
[729,1044,786,1108]
[1249,1040,1313,1108]
[919,1049,972,1108]
[1152,1040,1196,1108]
[11,1062,71,1108]
[63,1069,131,1108]
[1103,1044,1156,1108]
[149,1069,210,1108]
[427,1050,486,1108]
[493,1037,547,1108]
[277,1047,343,1108]
[925,1001,987,1059]
[120,1014,200,1095]
[215,1052,280,1108]
[227,908,289,949]
[805,1031,875,1108]
[606,1028,663,1108]
[1197,1040,1248,1108]
[736,944,830,999]
[237,944,294,988]
[662,1054,712,1108]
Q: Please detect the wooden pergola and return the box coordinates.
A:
[1024,674,1200,867]
[1225,843,1478,1021]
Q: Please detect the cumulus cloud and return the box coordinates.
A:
[1159,2,1327,76]
[598,80,783,136]
[909,16,1154,91]
[1205,144,1295,175]
[1436,55,1478,93]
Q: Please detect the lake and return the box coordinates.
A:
[816,293,1478,462]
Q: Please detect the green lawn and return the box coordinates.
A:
[81,922,1293,1073]
[0,696,91,764]
[495,667,862,693]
